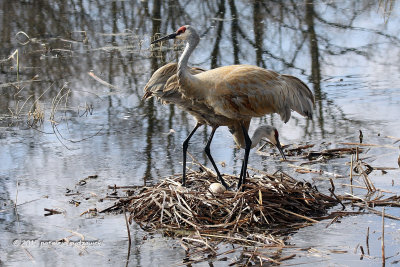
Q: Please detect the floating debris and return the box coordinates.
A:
[398,154,400,168]
[44,208,64,216]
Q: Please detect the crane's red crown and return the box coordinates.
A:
[176,26,187,34]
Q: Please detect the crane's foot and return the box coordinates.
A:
[236,184,247,192]
[216,175,230,190]
[181,173,190,187]
[224,184,247,192]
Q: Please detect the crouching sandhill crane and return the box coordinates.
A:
[143,63,286,189]
[151,25,314,190]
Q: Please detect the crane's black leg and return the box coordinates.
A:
[238,162,245,186]
[204,126,229,189]
[237,123,252,190]
[182,122,202,186]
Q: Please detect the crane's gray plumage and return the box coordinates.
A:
[143,63,286,188]
[149,25,314,189]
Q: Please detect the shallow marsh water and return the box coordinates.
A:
[1,1,400,266]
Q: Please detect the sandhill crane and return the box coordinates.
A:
[143,63,286,189]
[151,25,314,189]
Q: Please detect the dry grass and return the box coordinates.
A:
[126,171,337,235]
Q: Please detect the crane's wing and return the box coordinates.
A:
[210,65,314,123]
[143,62,205,104]
[142,62,178,100]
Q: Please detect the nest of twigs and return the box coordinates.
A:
[125,170,339,235]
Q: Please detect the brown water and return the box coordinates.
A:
[1,1,400,266]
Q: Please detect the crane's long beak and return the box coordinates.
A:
[151,33,177,44]
[275,140,287,161]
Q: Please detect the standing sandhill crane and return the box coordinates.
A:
[151,25,314,189]
[143,63,286,189]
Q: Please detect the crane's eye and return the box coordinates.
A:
[176,26,186,35]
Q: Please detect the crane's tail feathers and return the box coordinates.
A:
[279,75,314,122]
[142,91,153,100]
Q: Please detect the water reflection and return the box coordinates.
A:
[1,0,400,266]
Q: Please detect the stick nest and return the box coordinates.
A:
[125,171,338,235]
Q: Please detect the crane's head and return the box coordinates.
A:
[151,25,198,44]
[252,125,286,160]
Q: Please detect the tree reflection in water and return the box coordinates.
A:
[0,0,399,179]
[1,1,400,266]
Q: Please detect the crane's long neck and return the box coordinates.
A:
[231,125,275,149]
[250,127,270,149]
[177,34,203,99]
[177,41,195,73]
